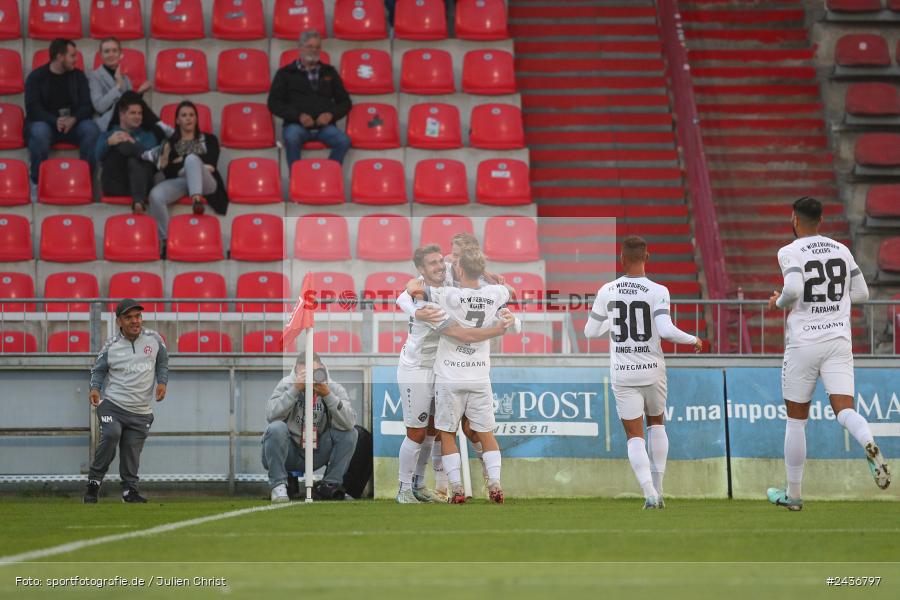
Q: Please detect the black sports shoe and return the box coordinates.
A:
[83,480,101,504]
[312,481,346,501]
[122,488,148,503]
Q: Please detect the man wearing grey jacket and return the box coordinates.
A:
[262,352,358,502]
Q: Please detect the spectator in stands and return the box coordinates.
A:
[262,352,358,502]
[95,93,157,214]
[147,100,229,258]
[88,37,152,132]
[24,38,100,200]
[267,30,352,168]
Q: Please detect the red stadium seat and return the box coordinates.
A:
[290,159,345,205]
[400,49,454,95]
[38,159,92,205]
[28,0,82,39]
[395,0,447,40]
[476,159,531,206]
[878,237,900,273]
[178,331,232,352]
[501,272,545,313]
[0,160,30,206]
[351,158,407,205]
[44,271,99,312]
[92,47,147,88]
[160,102,213,133]
[295,214,351,260]
[216,49,270,93]
[243,330,296,353]
[470,104,524,149]
[227,158,282,204]
[891,0,900,11]
[835,34,890,67]
[0,104,24,149]
[846,82,900,116]
[32,49,85,72]
[340,49,393,94]
[0,272,35,312]
[90,0,144,39]
[827,0,881,11]
[419,214,473,254]
[455,0,508,41]
[235,271,290,312]
[103,214,159,262]
[40,215,96,262]
[221,103,275,148]
[172,271,227,312]
[463,49,516,95]
[407,103,462,149]
[364,271,410,311]
[273,0,326,40]
[154,49,209,94]
[378,330,407,352]
[345,103,400,149]
[107,271,164,312]
[313,330,361,352]
[150,0,204,40]
[0,331,37,353]
[357,214,412,261]
[333,0,387,40]
[855,133,900,167]
[212,0,264,40]
[279,49,330,68]
[501,332,552,354]
[0,49,23,94]
[0,0,21,40]
[483,216,540,262]
[47,330,90,352]
[166,215,224,262]
[867,184,900,219]
[414,159,468,206]
[230,214,285,261]
[310,271,356,312]
[0,214,32,261]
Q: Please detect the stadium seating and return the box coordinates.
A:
[40,215,97,262]
[295,214,351,260]
[469,104,525,149]
[28,0,82,39]
[227,158,282,204]
[878,237,900,274]
[220,103,275,148]
[47,330,90,353]
[160,102,213,133]
[313,330,362,352]
[419,214,474,253]
[455,0,508,41]
[394,0,448,40]
[364,271,410,311]
[377,330,407,352]
[103,214,160,262]
[0,0,21,40]
[400,49,455,95]
[0,331,37,353]
[230,214,285,261]
[273,0,327,40]
[243,330,295,353]
[846,82,900,117]
[340,49,394,94]
[290,159,345,204]
[90,0,145,39]
[0,160,30,206]
[212,0,265,40]
[310,271,355,312]
[501,332,552,354]
[166,215,225,262]
[835,33,891,67]
[502,272,545,313]
[0,104,24,149]
[154,49,210,94]
[177,331,233,353]
[866,184,900,222]
[151,0,204,40]
[333,0,387,40]
[280,49,331,67]
[357,214,412,260]
[855,133,900,167]
[172,271,228,312]
[37,159,92,205]
[462,50,516,95]
[44,272,99,312]
[107,271,165,312]
[351,158,407,205]
[476,159,531,205]
[483,216,540,262]
[216,49,270,94]
[0,272,36,312]
[235,271,290,312]
[0,214,31,261]
[92,48,148,88]
[413,159,469,205]
[31,49,85,72]
[345,103,400,149]
[0,49,23,95]
[407,103,462,149]
[827,0,882,12]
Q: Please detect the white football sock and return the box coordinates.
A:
[473,441,488,479]
[646,424,669,496]
[443,452,462,487]
[432,437,447,488]
[398,437,421,492]
[784,417,807,500]
[413,436,434,488]
[482,450,501,484]
[837,408,875,449]
[626,437,657,499]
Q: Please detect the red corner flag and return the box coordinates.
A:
[280,272,315,351]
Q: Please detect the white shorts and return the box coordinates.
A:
[611,380,667,421]
[434,377,495,433]
[782,341,854,403]
[397,365,435,428]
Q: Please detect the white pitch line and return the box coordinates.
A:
[0,501,299,566]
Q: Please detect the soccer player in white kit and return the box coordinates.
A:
[766,197,890,511]
[584,236,703,509]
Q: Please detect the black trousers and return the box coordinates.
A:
[100,142,155,205]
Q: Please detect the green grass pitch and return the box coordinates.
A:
[0,496,897,599]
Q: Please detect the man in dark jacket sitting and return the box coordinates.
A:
[267,30,352,168]
[95,93,157,213]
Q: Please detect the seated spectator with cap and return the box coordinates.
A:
[88,37,152,132]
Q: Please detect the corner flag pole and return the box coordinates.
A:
[458,430,473,498]
[304,331,314,503]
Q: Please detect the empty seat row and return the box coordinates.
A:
[854,133,900,168]
[0,212,541,263]
[834,33,900,69]
[5,0,507,42]
[827,1,900,14]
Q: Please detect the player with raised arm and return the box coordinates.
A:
[766,197,890,512]
[584,236,703,509]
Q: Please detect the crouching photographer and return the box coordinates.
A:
[262,352,358,502]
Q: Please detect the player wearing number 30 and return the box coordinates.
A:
[766,197,890,512]
[584,236,703,510]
